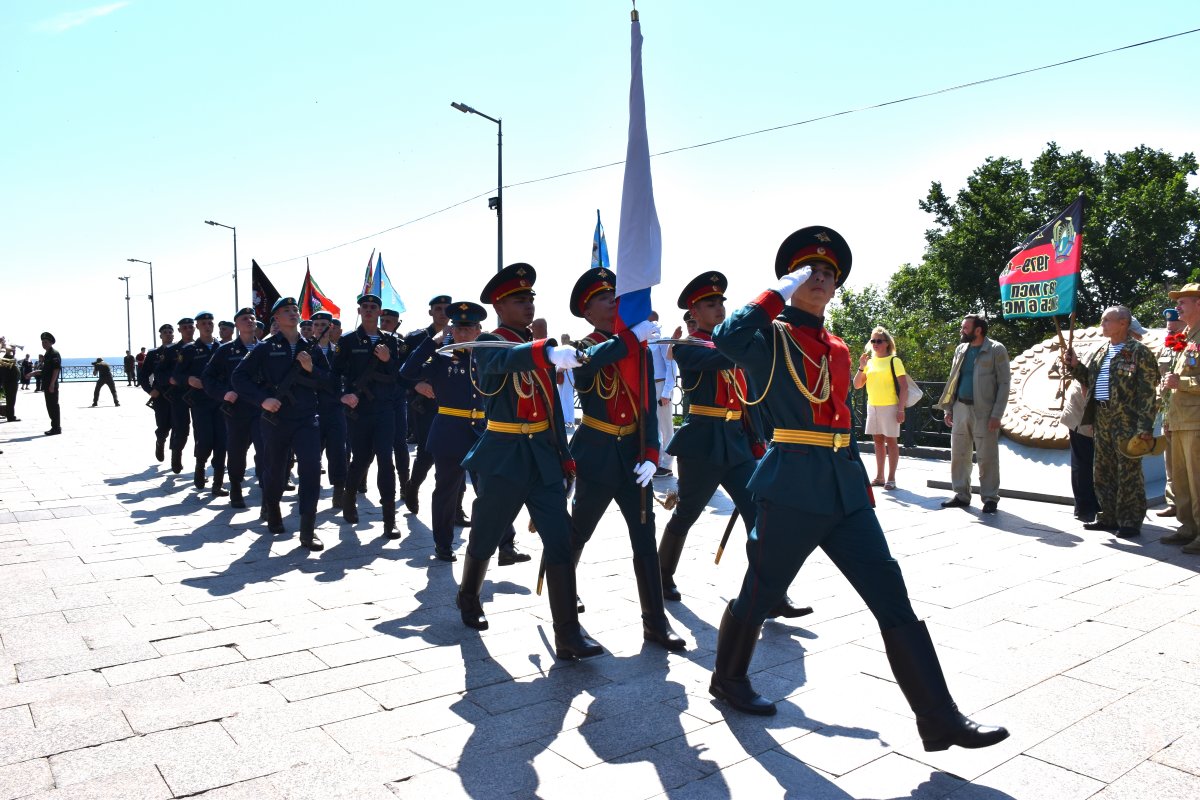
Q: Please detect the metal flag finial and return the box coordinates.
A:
[631,0,638,22]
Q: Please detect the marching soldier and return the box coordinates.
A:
[380,308,411,503]
[140,324,175,461]
[218,320,235,344]
[336,294,403,536]
[202,308,262,509]
[402,295,452,514]
[455,263,602,660]
[565,267,684,651]
[163,317,196,473]
[233,297,329,548]
[174,312,228,495]
[312,311,348,509]
[707,227,1009,754]
[659,271,812,620]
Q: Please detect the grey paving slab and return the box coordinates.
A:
[0,758,55,800]
[22,766,173,800]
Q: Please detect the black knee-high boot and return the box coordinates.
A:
[657,518,687,602]
[544,563,603,660]
[632,554,685,651]
[211,465,228,497]
[882,621,1010,751]
[709,601,775,715]
[456,554,489,630]
[299,512,323,551]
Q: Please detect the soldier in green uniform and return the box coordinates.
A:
[455,263,603,660]
[708,226,1008,754]
[565,267,684,651]
[658,271,811,620]
[1067,305,1161,537]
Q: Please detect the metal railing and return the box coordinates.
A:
[850,381,950,449]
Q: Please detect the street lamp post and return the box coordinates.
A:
[204,220,239,309]
[127,258,155,344]
[117,276,132,354]
[451,101,503,273]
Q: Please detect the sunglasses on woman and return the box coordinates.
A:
[871,339,887,344]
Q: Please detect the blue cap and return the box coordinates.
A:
[429,294,452,306]
[1164,308,1180,322]
[177,317,195,326]
[357,293,382,306]
[234,307,255,320]
[271,297,298,314]
[312,311,333,321]
[194,312,214,322]
[447,301,487,326]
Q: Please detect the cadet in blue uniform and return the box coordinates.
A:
[659,272,812,620]
[312,311,348,508]
[707,227,1008,753]
[218,319,235,344]
[164,317,195,473]
[337,294,403,536]
[140,323,175,463]
[565,268,685,651]
[174,312,228,495]
[380,308,411,503]
[456,263,602,660]
[202,307,262,509]
[232,297,329,549]
[402,295,451,514]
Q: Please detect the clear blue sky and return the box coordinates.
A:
[3,1,1198,357]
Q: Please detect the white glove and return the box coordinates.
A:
[630,320,655,343]
[633,460,656,487]
[546,345,583,370]
[773,265,812,301]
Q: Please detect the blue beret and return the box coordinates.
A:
[271,297,298,314]
[234,307,256,320]
[430,295,452,306]
[1164,308,1180,321]
[194,312,214,322]
[357,293,382,305]
[381,309,400,319]
[178,317,195,326]
[311,311,333,321]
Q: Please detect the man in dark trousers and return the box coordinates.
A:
[140,324,175,461]
[707,226,1009,755]
[311,311,348,509]
[658,271,811,620]
[379,308,411,503]
[455,263,602,660]
[1,337,21,422]
[336,294,403,536]
[174,312,228,496]
[163,317,195,473]
[123,351,136,386]
[202,308,263,509]
[91,358,119,407]
[564,267,684,651]
[37,333,62,435]
[402,295,451,514]
[233,297,330,549]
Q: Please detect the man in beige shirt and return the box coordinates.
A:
[1159,284,1200,553]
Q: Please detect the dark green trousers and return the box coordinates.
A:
[570,476,657,557]
[466,472,572,565]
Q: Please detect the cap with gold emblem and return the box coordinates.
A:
[480,262,537,305]
[447,301,487,327]
[271,297,298,314]
[429,294,452,307]
[311,311,333,322]
[676,271,728,310]
[380,309,400,319]
[568,267,616,318]
[234,307,256,321]
[774,226,852,287]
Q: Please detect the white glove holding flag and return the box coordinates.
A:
[633,460,657,487]
[546,345,583,370]
[773,265,812,301]
[630,320,656,343]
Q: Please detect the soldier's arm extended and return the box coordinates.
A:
[572,329,639,383]
[471,332,558,376]
[712,289,784,375]
[674,339,735,372]
[399,332,437,381]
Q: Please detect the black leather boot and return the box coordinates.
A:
[632,555,686,651]
[657,519,687,602]
[456,554,489,630]
[266,502,285,534]
[882,620,1010,751]
[229,481,246,509]
[331,482,344,509]
[193,461,207,489]
[299,512,323,551]
[155,437,165,463]
[171,449,183,474]
[571,545,586,613]
[341,484,359,524]
[404,475,419,514]
[382,502,399,539]
[767,597,814,619]
[211,466,228,498]
[545,563,603,660]
[709,601,775,715]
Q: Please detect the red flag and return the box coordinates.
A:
[298,260,341,320]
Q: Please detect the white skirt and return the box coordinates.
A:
[866,402,901,438]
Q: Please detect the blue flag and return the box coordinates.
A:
[591,210,611,269]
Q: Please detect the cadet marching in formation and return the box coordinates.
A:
[135,226,1009,752]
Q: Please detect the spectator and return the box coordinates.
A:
[648,310,677,477]
[936,314,1011,513]
[1066,305,1159,537]
[852,326,908,489]
[557,332,577,430]
[1059,374,1098,523]
[123,350,137,386]
[135,346,147,387]
[1157,307,1188,518]
[35,333,61,435]
[20,355,33,389]
[1159,285,1200,552]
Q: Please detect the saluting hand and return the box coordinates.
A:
[374,343,391,362]
[262,398,282,413]
[297,350,313,372]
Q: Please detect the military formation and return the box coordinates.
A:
[134,227,1012,753]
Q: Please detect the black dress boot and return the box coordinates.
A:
[632,555,686,651]
[766,597,814,619]
[882,620,1010,751]
[341,485,359,524]
[299,512,323,551]
[571,546,586,613]
[229,482,246,509]
[709,601,775,715]
[657,520,687,602]
[155,437,165,463]
[404,476,419,514]
[545,563,604,660]
[382,502,399,539]
[266,502,285,534]
[331,483,344,509]
[456,554,490,630]
[211,466,228,498]
[194,461,207,489]
[171,449,183,474]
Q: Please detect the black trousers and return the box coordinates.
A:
[467,470,571,565]
[1068,429,1099,520]
[1,365,18,420]
[318,404,348,485]
[349,407,396,502]
[93,375,118,405]
[570,475,657,558]
[262,415,321,515]
[191,403,227,470]
[226,413,262,485]
[169,395,190,452]
[151,396,171,440]
[44,387,60,429]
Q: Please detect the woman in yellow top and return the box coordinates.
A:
[852,327,909,489]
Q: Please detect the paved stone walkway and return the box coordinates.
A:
[1,385,1198,799]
